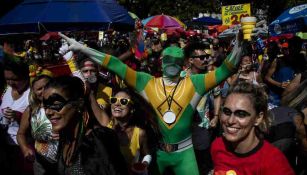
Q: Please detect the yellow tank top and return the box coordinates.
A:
[107,121,140,165]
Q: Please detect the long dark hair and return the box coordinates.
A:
[3,53,29,81]
[44,76,87,166]
[112,87,162,146]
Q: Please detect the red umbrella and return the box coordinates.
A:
[165,27,184,36]
[145,15,185,29]
[40,32,61,41]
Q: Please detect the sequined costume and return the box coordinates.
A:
[57,127,128,175]
[31,108,58,162]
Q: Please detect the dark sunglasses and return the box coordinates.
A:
[221,107,251,118]
[109,97,132,106]
[213,44,219,49]
[191,55,210,61]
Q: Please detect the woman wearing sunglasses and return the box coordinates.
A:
[89,88,153,174]
[17,74,59,175]
[211,82,294,175]
[59,32,244,175]
[43,76,127,175]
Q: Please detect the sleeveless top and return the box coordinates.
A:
[31,108,58,162]
[107,121,140,165]
[0,86,30,145]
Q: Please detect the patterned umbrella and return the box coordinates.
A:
[269,3,307,36]
[143,14,185,29]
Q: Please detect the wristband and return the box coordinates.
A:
[142,154,152,165]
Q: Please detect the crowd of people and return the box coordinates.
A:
[0,21,306,175]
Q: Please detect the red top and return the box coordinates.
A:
[211,137,295,175]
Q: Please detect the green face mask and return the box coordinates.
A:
[162,56,183,78]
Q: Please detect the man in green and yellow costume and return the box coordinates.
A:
[60,33,244,175]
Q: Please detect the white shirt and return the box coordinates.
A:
[0,86,30,145]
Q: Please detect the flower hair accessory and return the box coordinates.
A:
[29,64,53,82]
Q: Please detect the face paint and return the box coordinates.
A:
[162,55,183,78]
[86,74,97,84]
[81,61,98,83]
[163,64,182,77]
[43,94,70,112]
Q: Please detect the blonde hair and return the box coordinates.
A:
[29,75,53,114]
[227,81,271,133]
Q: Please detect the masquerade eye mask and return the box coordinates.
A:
[43,94,74,112]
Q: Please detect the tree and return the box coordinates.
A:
[118,0,306,22]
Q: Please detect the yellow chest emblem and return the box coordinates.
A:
[145,77,195,129]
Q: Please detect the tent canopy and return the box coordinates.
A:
[269,3,307,36]
[0,0,134,35]
[191,17,222,25]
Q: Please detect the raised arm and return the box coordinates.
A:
[59,33,153,93]
[89,91,110,126]
[59,42,85,81]
[191,33,244,95]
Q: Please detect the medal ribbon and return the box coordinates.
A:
[161,77,182,111]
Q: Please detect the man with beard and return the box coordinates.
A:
[183,42,222,175]
[59,32,244,175]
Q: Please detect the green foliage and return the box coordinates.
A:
[118,0,306,22]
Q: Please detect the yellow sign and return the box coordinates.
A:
[222,3,251,25]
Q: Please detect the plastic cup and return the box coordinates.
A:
[131,162,148,175]
[1,108,10,125]
[241,17,257,41]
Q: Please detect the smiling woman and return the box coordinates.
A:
[89,87,155,174]
[211,81,295,175]
[42,76,128,175]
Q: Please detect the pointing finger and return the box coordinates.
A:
[58,32,69,40]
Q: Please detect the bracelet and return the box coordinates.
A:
[142,154,152,165]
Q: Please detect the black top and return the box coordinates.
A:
[58,126,128,175]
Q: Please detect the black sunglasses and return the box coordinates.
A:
[221,107,251,118]
[213,44,219,49]
[191,54,210,61]
[109,97,132,106]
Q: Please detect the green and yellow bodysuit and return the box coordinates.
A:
[60,33,242,175]
[86,47,239,175]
